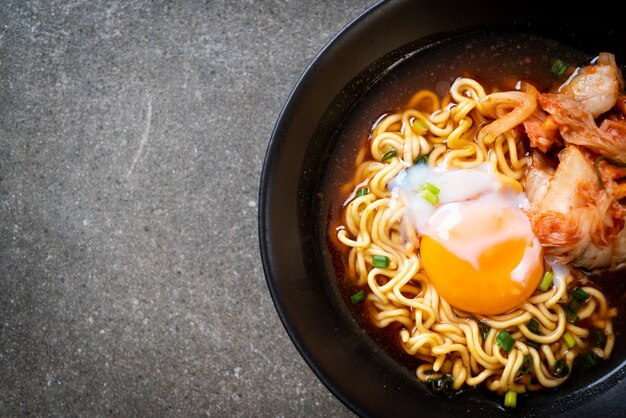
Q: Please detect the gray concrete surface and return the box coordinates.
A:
[0,1,376,416]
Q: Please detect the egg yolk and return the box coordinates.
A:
[420,234,543,315]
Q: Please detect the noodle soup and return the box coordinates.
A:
[324,31,625,408]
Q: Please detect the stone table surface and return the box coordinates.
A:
[0,1,376,416]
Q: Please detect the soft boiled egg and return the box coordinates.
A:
[392,163,543,315]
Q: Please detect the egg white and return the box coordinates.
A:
[392,163,540,277]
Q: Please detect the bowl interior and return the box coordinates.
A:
[260,1,626,416]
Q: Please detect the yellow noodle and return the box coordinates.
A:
[334,80,617,400]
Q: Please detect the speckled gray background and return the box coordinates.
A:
[0,1,376,416]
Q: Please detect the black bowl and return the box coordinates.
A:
[259,1,626,416]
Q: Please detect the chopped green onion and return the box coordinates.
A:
[562,304,579,323]
[428,374,455,396]
[539,271,554,292]
[381,149,397,162]
[574,351,599,372]
[552,360,570,377]
[478,321,491,342]
[414,155,428,165]
[420,181,440,196]
[412,118,429,135]
[519,354,533,375]
[568,298,581,312]
[527,319,540,335]
[504,390,517,408]
[563,332,576,349]
[372,255,390,268]
[551,59,568,77]
[593,328,607,347]
[350,290,367,305]
[419,189,439,205]
[570,287,590,303]
[527,340,541,350]
[496,331,515,353]
[355,187,369,198]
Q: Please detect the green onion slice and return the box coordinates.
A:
[350,290,367,305]
[527,319,540,335]
[381,149,397,162]
[372,255,390,268]
[567,298,581,312]
[527,340,541,350]
[420,181,440,196]
[593,328,607,347]
[412,118,429,135]
[574,351,599,372]
[355,187,369,198]
[414,155,428,165]
[496,331,515,353]
[551,59,568,77]
[519,354,532,375]
[419,189,439,205]
[570,287,590,303]
[562,304,579,323]
[504,390,517,408]
[428,374,455,396]
[478,321,491,342]
[563,332,576,349]
[552,360,570,377]
[539,271,554,292]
